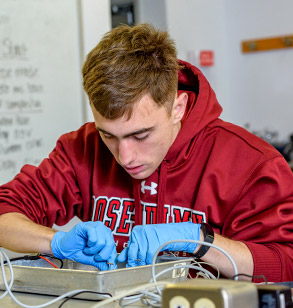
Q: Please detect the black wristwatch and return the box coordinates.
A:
[190,223,214,259]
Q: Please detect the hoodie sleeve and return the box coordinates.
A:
[0,132,84,227]
[223,156,293,282]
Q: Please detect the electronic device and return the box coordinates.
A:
[257,284,292,308]
[162,278,259,308]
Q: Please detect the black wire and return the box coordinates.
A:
[58,290,112,308]
[229,273,268,283]
[3,254,41,264]
[2,253,112,307]
[3,254,64,269]
[3,256,27,264]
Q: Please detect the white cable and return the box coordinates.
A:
[189,259,220,279]
[0,248,110,308]
[151,239,238,295]
[152,264,217,282]
[1,239,237,308]
[119,295,141,307]
[119,289,162,307]
[141,295,161,308]
[0,249,14,299]
[101,240,236,307]
[90,281,169,308]
[117,263,217,308]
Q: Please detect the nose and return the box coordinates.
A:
[118,139,135,166]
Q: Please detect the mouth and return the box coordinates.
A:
[124,165,144,175]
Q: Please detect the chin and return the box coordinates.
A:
[129,173,148,180]
[129,169,153,180]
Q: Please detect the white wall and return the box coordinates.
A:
[165,0,231,120]
[225,0,293,142]
[137,0,167,30]
[80,0,111,122]
[164,0,293,142]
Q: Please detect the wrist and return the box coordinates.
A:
[200,228,204,242]
[51,231,67,259]
[190,223,214,259]
[44,231,57,254]
[191,229,204,253]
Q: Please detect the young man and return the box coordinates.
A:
[0,24,292,281]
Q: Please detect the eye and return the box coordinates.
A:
[134,133,149,142]
[100,132,114,139]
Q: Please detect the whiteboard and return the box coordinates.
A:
[0,0,84,184]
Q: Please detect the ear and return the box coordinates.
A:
[172,92,188,124]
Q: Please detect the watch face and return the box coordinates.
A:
[202,223,214,242]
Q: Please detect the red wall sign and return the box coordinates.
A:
[199,50,214,66]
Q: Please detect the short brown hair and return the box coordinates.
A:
[82,23,179,119]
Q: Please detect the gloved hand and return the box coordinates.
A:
[51,221,117,271]
[117,222,200,267]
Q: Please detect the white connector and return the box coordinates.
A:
[169,295,190,308]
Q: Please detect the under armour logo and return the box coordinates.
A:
[141,181,158,195]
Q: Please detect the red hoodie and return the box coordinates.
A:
[0,60,292,282]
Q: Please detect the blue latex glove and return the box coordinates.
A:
[51,221,117,271]
[118,222,200,267]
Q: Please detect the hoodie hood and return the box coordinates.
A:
[165,60,223,164]
[134,60,223,225]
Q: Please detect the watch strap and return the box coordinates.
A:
[190,223,214,259]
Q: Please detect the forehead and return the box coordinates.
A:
[92,94,169,135]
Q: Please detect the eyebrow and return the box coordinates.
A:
[96,126,155,139]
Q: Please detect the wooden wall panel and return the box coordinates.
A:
[242,35,293,53]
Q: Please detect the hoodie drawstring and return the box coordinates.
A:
[156,160,167,224]
[133,160,168,226]
[133,179,142,226]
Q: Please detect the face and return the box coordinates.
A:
[91,93,187,179]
